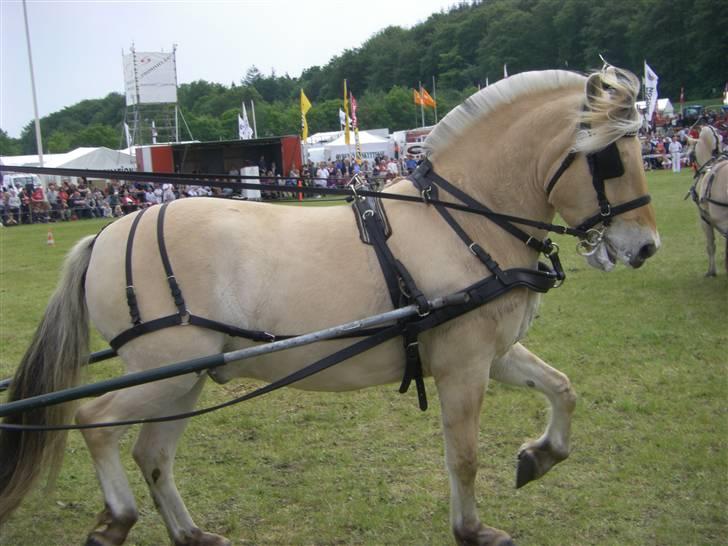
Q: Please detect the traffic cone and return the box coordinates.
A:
[47,229,55,246]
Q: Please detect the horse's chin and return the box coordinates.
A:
[584,241,616,272]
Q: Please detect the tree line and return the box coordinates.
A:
[2,0,725,155]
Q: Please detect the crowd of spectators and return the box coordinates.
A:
[0,177,223,226]
[1,155,420,226]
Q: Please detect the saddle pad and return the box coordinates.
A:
[352,196,392,245]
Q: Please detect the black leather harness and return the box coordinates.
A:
[688,127,728,238]
[106,141,650,411]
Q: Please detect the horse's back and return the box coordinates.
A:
[84,198,391,357]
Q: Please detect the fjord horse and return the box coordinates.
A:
[0,66,659,546]
[687,125,728,276]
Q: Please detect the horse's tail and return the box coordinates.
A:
[0,235,96,525]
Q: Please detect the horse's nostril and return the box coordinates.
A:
[639,242,657,260]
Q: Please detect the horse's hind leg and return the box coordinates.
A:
[490,343,576,489]
[77,374,216,546]
[434,354,514,546]
[701,221,717,276]
[132,379,230,546]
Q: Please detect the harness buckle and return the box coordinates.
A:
[421,186,433,204]
[543,242,560,258]
[348,174,366,201]
[600,203,612,217]
[362,209,375,219]
[468,242,480,256]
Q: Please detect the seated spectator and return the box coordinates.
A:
[68,190,92,219]
[30,185,50,223]
[6,189,21,225]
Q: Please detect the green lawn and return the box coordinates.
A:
[0,169,726,545]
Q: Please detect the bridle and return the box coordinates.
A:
[545,137,652,255]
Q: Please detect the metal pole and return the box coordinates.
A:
[0,294,467,418]
[251,100,258,138]
[433,75,438,124]
[419,81,425,127]
[22,0,43,167]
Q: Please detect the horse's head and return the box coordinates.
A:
[546,66,660,271]
[694,125,723,168]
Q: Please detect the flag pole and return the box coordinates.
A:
[22,0,43,167]
[251,100,257,138]
[432,75,438,124]
[419,81,425,127]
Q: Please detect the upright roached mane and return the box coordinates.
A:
[424,66,642,159]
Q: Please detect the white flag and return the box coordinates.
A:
[123,122,132,149]
[151,120,158,144]
[239,103,253,139]
[503,64,508,78]
[644,61,659,124]
[339,108,346,128]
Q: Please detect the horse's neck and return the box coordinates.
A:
[697,131,718,166]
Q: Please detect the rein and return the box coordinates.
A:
[0,140,653,430]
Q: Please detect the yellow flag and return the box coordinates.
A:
[343,79,350,145]
[300,89,312,140]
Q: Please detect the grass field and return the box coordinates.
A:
[0,169,726,546]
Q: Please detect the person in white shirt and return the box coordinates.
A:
[668,136,683,173]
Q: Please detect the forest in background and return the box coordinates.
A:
[1,0,725,155]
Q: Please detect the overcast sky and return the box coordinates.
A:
[0,0,461,139]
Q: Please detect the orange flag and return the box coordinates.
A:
[413,89,423,105]
[421,89,436,108]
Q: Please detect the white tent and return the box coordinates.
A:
[1,147,136,187]
[324,131,393,162]
[636,98,674,116]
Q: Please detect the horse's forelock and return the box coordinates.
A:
[573,66,642,153]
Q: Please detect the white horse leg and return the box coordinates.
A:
[77,375,208,546]
[490,343,576,488]
[701,220,717,276]
[435,359,514,546]
[132,378,230,546]
[77,395,142,546]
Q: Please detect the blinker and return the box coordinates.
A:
[590,141,625,180]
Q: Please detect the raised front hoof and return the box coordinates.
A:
[454,523,515,546]
[515,441,568,489]
[516,450,537,489]
[174,528,231,546]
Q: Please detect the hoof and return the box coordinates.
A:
[516,440,568,489]
[454,523,515,546]
[516,450,537,489]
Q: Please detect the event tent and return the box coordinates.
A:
[323,131,393,162]
[636,98,675,116]
[1,147,136,186]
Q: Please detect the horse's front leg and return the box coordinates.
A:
[490,342,576,488]
[434,357,514,546]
